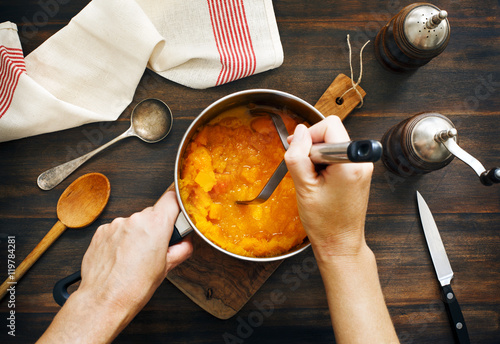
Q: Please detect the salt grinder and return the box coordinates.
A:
[375,3,450,72]
[381,112,500,186]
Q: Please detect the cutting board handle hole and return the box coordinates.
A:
[335,97,344,105]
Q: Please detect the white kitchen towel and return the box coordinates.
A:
[0,0,283,142]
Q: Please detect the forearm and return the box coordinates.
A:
[37,288,136,344]
[314,244,399,344]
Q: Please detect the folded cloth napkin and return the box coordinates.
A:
[0,0,283,142]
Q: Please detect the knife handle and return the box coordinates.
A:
[441,284,470,344]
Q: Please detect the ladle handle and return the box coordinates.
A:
[37,129,132,191]
[53,216,190,306]
[480,168,500,186]
[0,221,67,301]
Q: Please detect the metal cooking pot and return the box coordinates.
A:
[171,89,327,262]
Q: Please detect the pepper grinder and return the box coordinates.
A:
[381,112,500,186]
[374,3,450,72]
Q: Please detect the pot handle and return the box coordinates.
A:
[53,213,193,306]
[170,212,194,245]
[53,270,81,306]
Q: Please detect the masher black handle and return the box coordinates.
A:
[309,140,382,164]
[347,140,383,163]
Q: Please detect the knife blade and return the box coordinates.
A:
[416,191,470,344]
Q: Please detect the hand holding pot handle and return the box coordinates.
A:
[52,191,192,306]
[53,226,188,306]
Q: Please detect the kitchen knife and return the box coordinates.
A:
[416,191,470,344]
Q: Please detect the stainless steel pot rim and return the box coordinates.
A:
[174,89,324,262]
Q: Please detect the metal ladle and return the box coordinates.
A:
[37,98,173,190]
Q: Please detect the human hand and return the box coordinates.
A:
[284,116,374,257]
[77,189,193,315]
[284,117,400,344]
[37,189,192,344]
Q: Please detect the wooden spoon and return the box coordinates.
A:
[0,173,110,300]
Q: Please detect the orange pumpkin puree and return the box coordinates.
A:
[179,104,308,257]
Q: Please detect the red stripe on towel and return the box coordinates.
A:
[207,0,256,86]
[0,46,26,118]
[236,0,256,78]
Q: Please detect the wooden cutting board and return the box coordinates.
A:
[167,73,366,319]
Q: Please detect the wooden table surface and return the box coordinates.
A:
[0,0,499,343]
